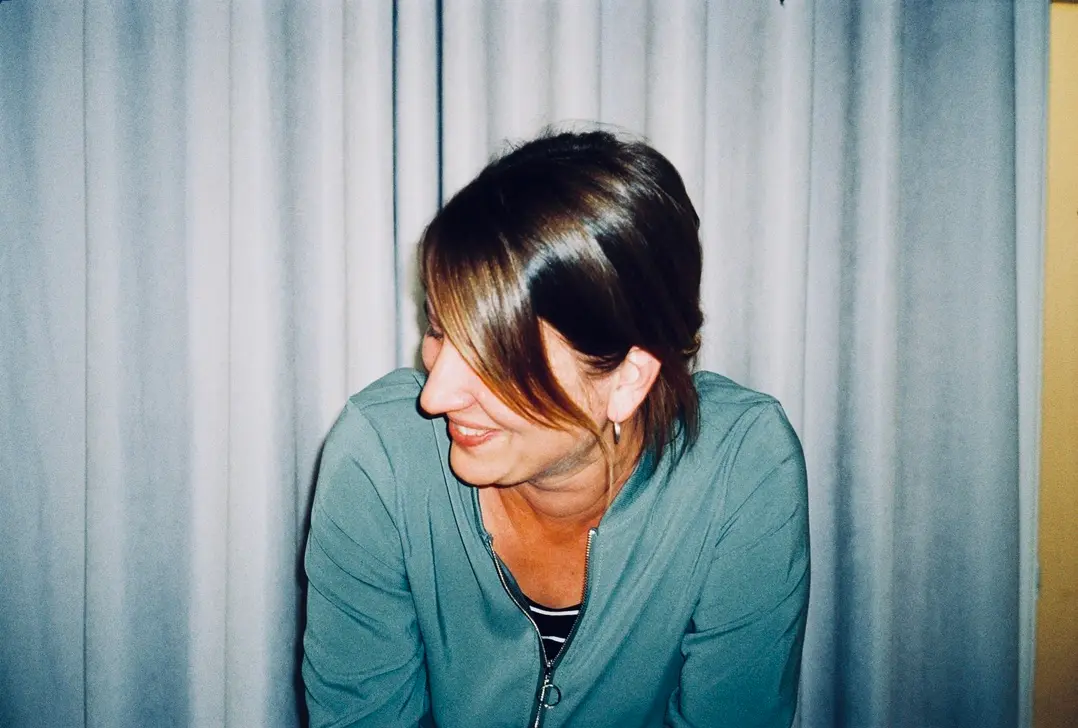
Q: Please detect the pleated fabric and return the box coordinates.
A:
[0,1,1047,726]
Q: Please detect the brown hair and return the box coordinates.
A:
[419,129,702,462]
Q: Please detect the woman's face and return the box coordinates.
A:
[419,313,612,489]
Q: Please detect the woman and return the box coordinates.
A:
[302,130,809,728]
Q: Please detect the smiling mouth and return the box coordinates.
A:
[447,420,497,447]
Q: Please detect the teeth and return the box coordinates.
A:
[456,424,487,436]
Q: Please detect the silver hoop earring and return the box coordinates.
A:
[613,421,621,445]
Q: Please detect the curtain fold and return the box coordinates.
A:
[1012,5,1049,726]
[343,1,396,388]
[0,3,87,727]
[184,4,231,727]
[83,5,193,726]
[0,1,1045,726]
[799,0,903,717]
[894,5,1021,719]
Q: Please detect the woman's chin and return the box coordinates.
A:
[448,447,504,487]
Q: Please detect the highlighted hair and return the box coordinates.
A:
[419,129,702,462]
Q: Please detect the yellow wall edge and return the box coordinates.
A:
[1035,4,1078,727]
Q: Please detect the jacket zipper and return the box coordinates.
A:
[551,529,595,673]
[485,529,597,728]
[485,535,550,726]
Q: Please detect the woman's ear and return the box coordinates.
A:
[607,347,661,425]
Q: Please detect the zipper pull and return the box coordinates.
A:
[533,672,562,728]
[538,672,562,708]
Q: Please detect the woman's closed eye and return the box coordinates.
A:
[424,299,445,340]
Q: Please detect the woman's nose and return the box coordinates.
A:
[419,339,476,415]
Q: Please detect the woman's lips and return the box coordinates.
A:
[446,420,498,448]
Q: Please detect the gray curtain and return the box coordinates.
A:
[0,1,1046,727]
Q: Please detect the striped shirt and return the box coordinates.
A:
[523,594,581,662]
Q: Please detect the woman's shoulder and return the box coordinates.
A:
[347,367,427,413]
[692,370,778,409]
[323,367,440,475]
[688,370,803,473]
[315,368,445,521]
[335,368,430,435]
[692,370,790,433]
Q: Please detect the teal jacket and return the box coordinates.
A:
[302,369,809,728]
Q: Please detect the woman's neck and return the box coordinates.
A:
[492,430,643,537]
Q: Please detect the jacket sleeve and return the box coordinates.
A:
[666,403,810,728]
[302,402,433,728]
